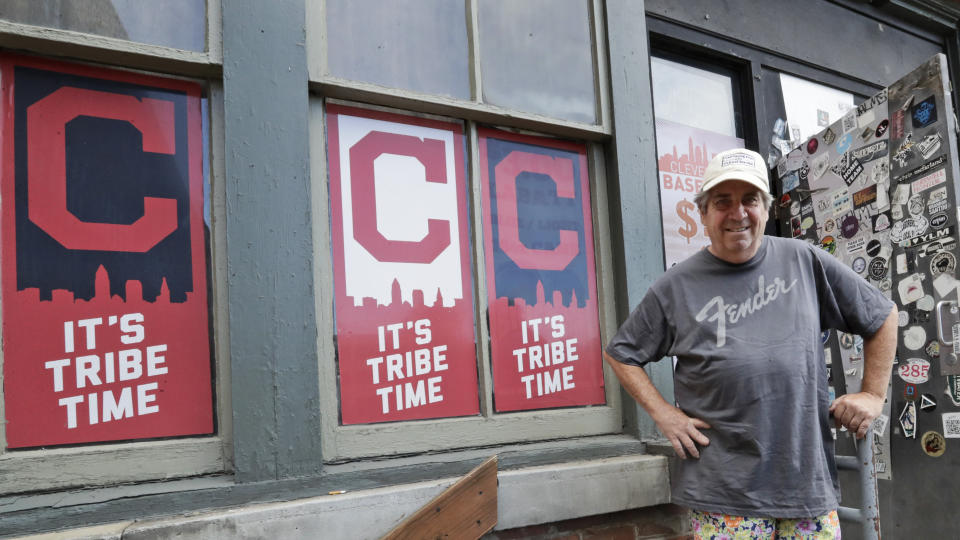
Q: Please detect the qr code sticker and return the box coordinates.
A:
[875,459,886,473]
[942,412,960,438]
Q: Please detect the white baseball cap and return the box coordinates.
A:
[700,148,769,193]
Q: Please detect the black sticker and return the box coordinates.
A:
[866,239,882,257]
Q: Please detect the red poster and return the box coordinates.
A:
[479,129,605,412]
[326,105,478,424]
[1,56,213,447]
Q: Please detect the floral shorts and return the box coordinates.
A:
[690,508,841,539]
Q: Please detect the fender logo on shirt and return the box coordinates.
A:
[695,275,798,347]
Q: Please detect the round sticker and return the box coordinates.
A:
[879,277,892,291]
[898,357,930,382]
[876,118,889,138]
[922,431,946,457]
[824,219,836,234]
[841,215,859,239]
[801,216,815,230]
[866,239,882,257]
[868,257,888,280]
[903,327,927,351]
[916,294,936,312]
[852,257,867,274]
[821,330,831,344]
[930,212,948,229]
[779,193,792,207]
[926,340,940,358]
[790,200,801,216]
[898,310,910,327]
[931,252,956,277]
[821,236,836,254]
[807,138,819,154]
[840,332,854,349]
[908,194,925,216]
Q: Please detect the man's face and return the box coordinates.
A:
[699,180,768,264]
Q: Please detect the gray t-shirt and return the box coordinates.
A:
[606,236,894,518]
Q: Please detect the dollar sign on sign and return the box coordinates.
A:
[676,199,697,244]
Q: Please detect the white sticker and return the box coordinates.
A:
[841,111,857,134]
[953,323,960,357]
[933,273,958,297]
[896,253,908,275]
[893,184,911,205]
[831,188,853,215]
[898,358,931,384]
[873,413,889,438]
[824,346,832,365]
[898,310,910,327]
[903,326,927,350]
[811,153,831,180]
[943,412,960,438]
[898,273,925,304]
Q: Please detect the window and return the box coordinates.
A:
[0,6,227,495]
[309,0,608,134]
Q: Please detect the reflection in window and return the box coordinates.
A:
[478,0,596,124]
[0,0,206,52]
[651,56,737,137]
[325,0,470,100]
[779,72,854,144]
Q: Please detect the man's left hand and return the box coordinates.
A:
[829,391,884,439]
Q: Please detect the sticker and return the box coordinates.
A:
[790,200,801,216]
[901,225,955,248]
[931,252,956,277]
[860,125,874,141]
[821,330,831,344]
[892,204,904,220]
[876,118,889,138]
[921,431,946,457]
[853,185,877,209]
[897,154,945,183]
[824,219,836,234]
[911,95,938,128]
[869,257,889,280]
[873,413,889,438]
[879,277,892,291]
[817,109,830,127]
[920,394,937,411]
[891,216,930,243]
[933,273,959,297]
[801,216,815,230]
[872,214,890,233]
[833,154,864,186]
[943,412,960,438]
[928,185,948,203]
[791,216,802,238]
[892,108,905,139]
[893,184,911,205]
[841,113,857,135]
[900,401,917,438]
[852,256,867,273]
[811,153,831,180]
[898,273,925,304]
[912,168,947,194]
[926,340,940,358]
[820,235,836,254]
[806,138,819,154]
[905,383,917,401]
[948,375,960,407]
[866,239,882,257]
[918,236,956,257]
[930,212,949,229]
[782,171,800,193]
[841,215,860,239]
[821,127,836,145]
[902,327,927,351]
[917,295,935,312]
[898,310,910,327]
[927,199,950,215]
[840,332,855,349]
[899,357,931,383]
[917,132,942,160]
[852,139,888,163]
[908,194,925,215]
[824,188,853,215]
[847,238,866,255]
[896,253,907,274]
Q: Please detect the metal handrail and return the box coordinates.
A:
[836,437,881,540]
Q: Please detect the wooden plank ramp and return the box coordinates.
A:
[381,455,498,540]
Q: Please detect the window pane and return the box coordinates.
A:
[0,0,206,52]
[779,72,855,145]
[651,56,737,137]
[478,0,596,123]
[325,0,470,100]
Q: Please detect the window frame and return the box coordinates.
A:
[306,0,611,141]
[311,98,622,461]
[0,5,230,495]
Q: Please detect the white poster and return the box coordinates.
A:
[655,118,744,268]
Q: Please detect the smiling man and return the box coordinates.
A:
[605,148,897,539]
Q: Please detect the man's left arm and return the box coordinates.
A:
[829,305,898,439]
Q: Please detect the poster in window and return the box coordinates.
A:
[655,118,744,268]
[1,56,214,448]
[326,105,479,424]
[479,129,605,412]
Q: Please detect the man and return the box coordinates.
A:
[605,148,897,538]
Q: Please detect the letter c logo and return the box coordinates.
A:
[27,87,178,252]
